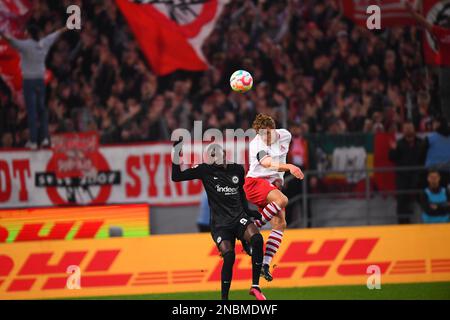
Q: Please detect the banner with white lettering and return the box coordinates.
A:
[0,142,245,208]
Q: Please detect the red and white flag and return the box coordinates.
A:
[341,0,417,28]
[0,0,31,105]
[422,0,450,66]
[116,0,229,76]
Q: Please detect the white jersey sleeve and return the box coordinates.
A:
[246,129,292,185]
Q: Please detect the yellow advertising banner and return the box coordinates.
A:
[1,224,450,299]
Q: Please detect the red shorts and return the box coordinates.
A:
[244,177,278,209]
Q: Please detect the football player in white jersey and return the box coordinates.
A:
[244,114,304,281]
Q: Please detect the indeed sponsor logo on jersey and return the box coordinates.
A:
[215,184,238,195]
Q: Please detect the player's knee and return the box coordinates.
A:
[274,194,288,209]
[222,250,235,264]
[250,233,263,250]
[273,218,287,231]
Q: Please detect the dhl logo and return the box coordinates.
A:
[0,250,131,292]
[0,220,105,243]
[1,237,449,294]
[0,204,149,243]
[208,238,450,280]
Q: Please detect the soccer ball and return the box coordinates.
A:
[230,70,253,93]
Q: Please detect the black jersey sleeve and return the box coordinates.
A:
[172,162,203,182]
[238,165,262,220]
[171,140,203,182]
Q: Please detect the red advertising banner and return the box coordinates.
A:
[50,132,100,179]
[0,141,247,208]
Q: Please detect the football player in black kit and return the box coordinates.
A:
[171,138,266,300]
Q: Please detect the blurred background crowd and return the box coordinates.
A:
[0,0,445,149]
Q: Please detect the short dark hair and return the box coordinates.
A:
[252,114,276,133]
[428,169,441,176]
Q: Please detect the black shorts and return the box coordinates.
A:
[211,216,253,247]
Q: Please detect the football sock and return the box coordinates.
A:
[255,202,282,227]
[263,229,283,265]
[221,251,235,300]
[250,233,264,287]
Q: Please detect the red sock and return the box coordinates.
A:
[257,202,281,227]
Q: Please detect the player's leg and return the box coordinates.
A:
[250,183,285,228]
[254,201,283,227]
[265,211,286,263]
[242,223,266,300]
[217,239,235,300]
[260,189,288,281]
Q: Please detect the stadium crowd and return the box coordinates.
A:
[0,0,446,148]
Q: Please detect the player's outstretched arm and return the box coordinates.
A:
[171,138,203,182]
[260,156,304,180]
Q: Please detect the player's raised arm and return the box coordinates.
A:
[259,153,304,180]
[171,139,203,182]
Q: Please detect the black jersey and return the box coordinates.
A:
[172,161,259,229]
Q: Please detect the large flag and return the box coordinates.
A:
[341,0,417,28]
[422,0,450,65]
[116,0,229,76]
[0,0,31,105]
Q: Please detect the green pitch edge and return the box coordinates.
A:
[70,282,450,300]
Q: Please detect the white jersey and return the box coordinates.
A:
[246,129,292,185]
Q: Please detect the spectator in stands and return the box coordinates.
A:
[283,122,310,227]
[424,117,450,187]
[389,121,426,224]
[405,1,450,125]
[0,0,443,146]
[412,91,433,132]
[0,25,68,150]
[420,170,450,224]
[1,132,13,148]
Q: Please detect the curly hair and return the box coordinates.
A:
[252,114,276,133]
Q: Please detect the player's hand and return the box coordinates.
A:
[172,137,183,162]
[172,136,183,147]
[288,164,304,180]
